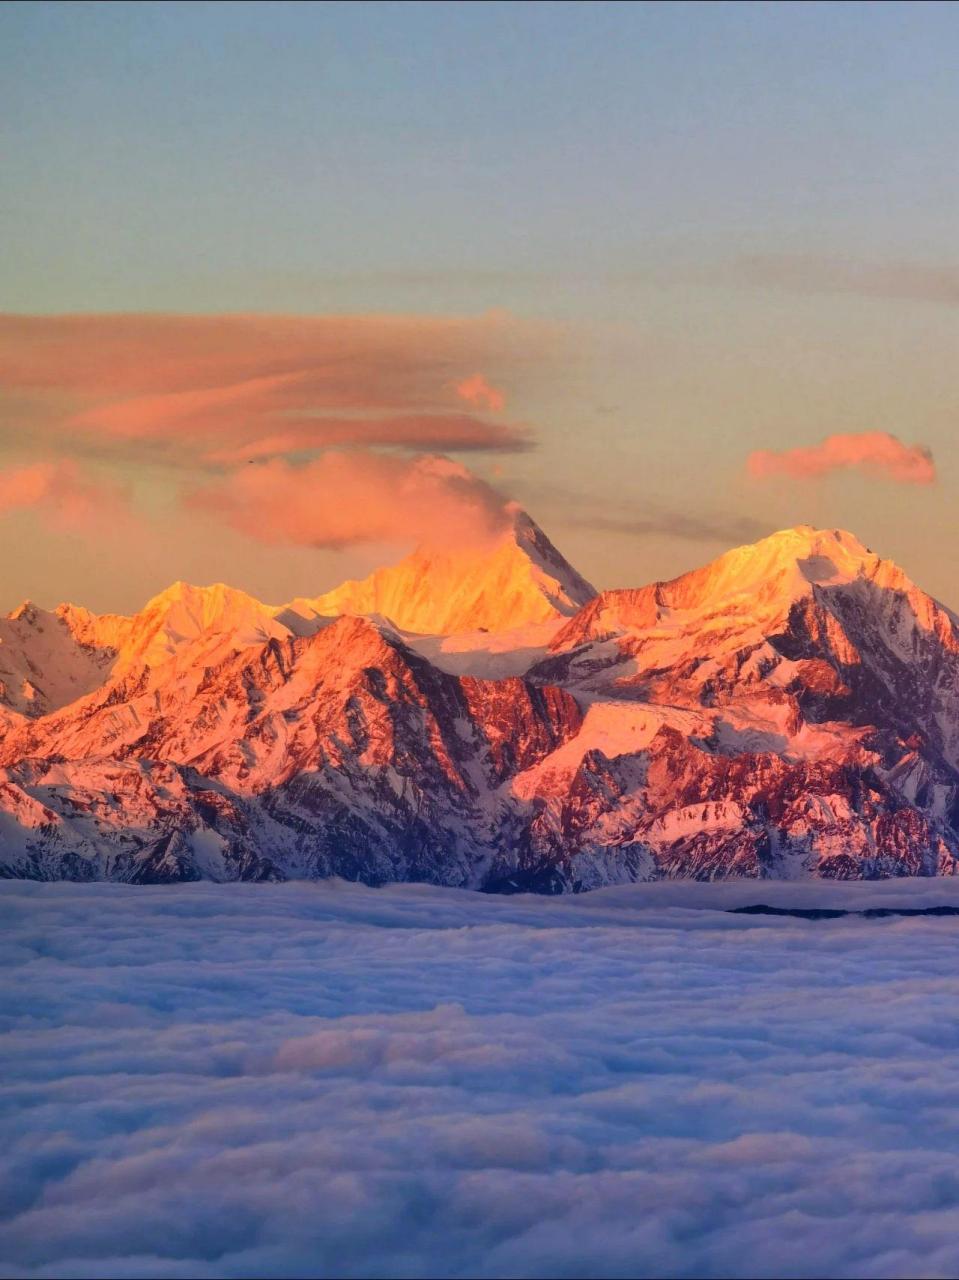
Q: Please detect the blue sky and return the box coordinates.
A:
[5,1,959,311]
[2,1,959,612]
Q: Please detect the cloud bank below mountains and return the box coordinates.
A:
[4,879,959,1279]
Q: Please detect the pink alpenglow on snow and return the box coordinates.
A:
[747,431,936,485]
[2,518,959,886]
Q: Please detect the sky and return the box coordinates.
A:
[6,877,959,1278]
[3,1,959,613]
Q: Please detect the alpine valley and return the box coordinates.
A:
[3,513,959,889]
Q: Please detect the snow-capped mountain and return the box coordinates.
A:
[0,602,116,717]
[2,517,959,887]
[284,507,597,635]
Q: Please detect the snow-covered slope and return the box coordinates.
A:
[0,602,116,717]
[537,525,959,758]
[2,522,959,888]
[285,509,597,635]
[108,580,291,677]
[517,525,959,884]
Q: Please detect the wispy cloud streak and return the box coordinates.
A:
[0,312,539,463]
[728,254,959,306]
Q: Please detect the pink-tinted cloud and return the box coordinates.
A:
[455,373,506,412]
[0,313,526,398]
[199,414,530,464]
[0,313,537,462]
[0,461,133,535]
[191,452,511,551]
[747,432,936,486]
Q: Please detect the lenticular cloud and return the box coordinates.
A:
[4,879,959,1279]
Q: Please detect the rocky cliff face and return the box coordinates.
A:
[2,521,959,888]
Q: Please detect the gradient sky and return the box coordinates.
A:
[3,0,959,614]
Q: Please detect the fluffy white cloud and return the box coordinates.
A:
[3,879,959,1278]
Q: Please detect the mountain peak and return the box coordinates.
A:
[673,525,879,610]
[741,524,873,565]
[8,600,41,624]
[549,523,920,657]
[286,509,597,635]
[142,580,252,609]
[114,580,288,673]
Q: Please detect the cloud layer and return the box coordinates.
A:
[568,507,772,546]
[0,312,538,550]
[747,430,936,485]
[4,879,959,1279]
[0,461,132,535]
[0,313,532,464]
[193,452,512,550]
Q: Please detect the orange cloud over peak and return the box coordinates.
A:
[747,432,935,486]
[191,452,510,552]
[0,312,551,554]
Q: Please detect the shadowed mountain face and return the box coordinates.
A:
[3,518,959,888]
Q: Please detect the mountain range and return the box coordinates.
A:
[2,513,959,888]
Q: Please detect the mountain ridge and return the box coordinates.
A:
[2,517,959,889]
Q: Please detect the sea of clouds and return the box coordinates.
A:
[4,878,959,1279]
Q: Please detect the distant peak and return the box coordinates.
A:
[661,525,884,615]
[291,509,596,635]
[753,525,871,555]
[144,580,243,608]
[8,600,41,624]
[550,523,910,653]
